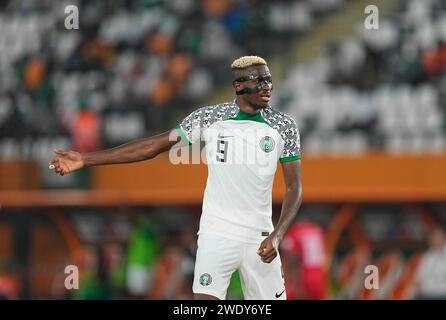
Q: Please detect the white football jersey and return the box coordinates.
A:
[177,100,301,244]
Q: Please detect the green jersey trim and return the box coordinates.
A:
[229,108,270,126]
[175,125,192,145]
[279,155,301,163]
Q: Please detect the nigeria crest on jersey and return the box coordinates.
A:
[259,136,275,153]
[199,273,212,286]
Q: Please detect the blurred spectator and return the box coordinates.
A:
[147,246,190,299]
[437,76,446,132]
[178,228,197,294]
[104,243,126,298]
[125,218,158,298]
[71,104,101,153]
[422,41,446,79]
[0,271,20,300]
[415,228,446,300]
[74,245,113,300]
[337,91,377,135]
[390,45,426,85]
[281,220,327,300]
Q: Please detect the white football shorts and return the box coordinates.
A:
[192,232,287,300]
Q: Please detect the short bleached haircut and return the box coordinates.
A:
[231,56,267,70]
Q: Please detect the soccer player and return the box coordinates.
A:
[49,56,302,300]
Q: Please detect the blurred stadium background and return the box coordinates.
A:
[1,0,446,300]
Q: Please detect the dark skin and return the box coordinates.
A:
[49,63,302,300]
[232,64,273,112]
[49,131,180,175]
[257,160,302,263]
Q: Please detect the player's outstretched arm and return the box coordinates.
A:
[48,129,181,176]
[257,160,302,263]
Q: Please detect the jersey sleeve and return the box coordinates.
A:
[279,118,301,163]
[175,108,204,145]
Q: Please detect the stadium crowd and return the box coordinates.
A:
[279,0,446,154]
[0,0,342,152]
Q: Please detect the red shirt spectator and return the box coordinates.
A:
[281,221,327,300]
[72,107,101,153]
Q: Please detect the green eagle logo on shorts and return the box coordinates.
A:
[199,273,212,286]
[260,136,275,153]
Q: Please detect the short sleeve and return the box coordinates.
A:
[176,108,204,145]
[279,119,301,163]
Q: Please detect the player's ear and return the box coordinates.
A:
[233,81,242,91]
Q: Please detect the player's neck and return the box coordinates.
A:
[235,97,262,114]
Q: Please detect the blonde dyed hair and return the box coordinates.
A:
[231,56,267,70]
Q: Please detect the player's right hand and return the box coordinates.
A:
[48,149,84,176]
[257,234,279,263]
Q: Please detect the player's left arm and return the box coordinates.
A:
[257,160,302,263]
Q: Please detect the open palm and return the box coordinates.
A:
[48,149,84,176]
